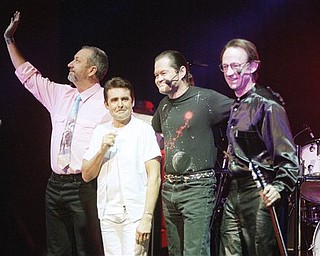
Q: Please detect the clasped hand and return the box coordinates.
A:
[102,132,117,148]
[135,215,152,245]
[261,184,281,207]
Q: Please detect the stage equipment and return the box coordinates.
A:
[300,139,320,204]
[308,221,320,256]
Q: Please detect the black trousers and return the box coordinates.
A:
[219,176,278,256]
[45,172,103,256]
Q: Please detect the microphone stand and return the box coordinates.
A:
[294,177,302,256]
[211,145,230,256]
[212,152,229,222]
[293,144,302,256]
[292,125,313,256]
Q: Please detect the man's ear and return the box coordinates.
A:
[104,100,109,109]
[88,65,98,78]
[179,65,187,80]
[249,60,259,73]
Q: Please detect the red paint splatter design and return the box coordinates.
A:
[167,111,193,150]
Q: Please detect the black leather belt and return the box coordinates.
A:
[51,172,83,182]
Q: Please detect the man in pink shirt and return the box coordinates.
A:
[4,11,111,255]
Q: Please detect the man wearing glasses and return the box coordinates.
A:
[218,39,299,256]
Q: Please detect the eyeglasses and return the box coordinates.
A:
[219,62,249,73]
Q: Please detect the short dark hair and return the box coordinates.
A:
[155,50,189,81]
[104,77,135,102]
[82,46,109,82]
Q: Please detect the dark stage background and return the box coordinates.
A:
[1,1,320,255]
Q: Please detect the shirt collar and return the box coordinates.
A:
[236,84,257,103]
[79,83,102,102]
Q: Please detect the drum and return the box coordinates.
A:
[300,139,320,203]
[301,198,320,224]
[309,221,320,255]
[301,139,320,176]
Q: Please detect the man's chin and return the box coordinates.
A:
[159,87,170,95]
[228,83,238,91]
[67,74,76,84]
[114,114,131,124]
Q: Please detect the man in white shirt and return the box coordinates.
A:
[82,77,161,255]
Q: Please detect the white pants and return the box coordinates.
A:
[100,212,149,256]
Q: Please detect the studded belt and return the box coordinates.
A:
[164,170,214,183]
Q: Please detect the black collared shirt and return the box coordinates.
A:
[227,85,299,194]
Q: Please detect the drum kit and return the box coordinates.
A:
[295,138,320,256]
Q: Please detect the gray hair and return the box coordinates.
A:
[82,46,109,82]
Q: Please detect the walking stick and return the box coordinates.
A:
[249,162,288,256]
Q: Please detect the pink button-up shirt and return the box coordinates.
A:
[15,62,111,174]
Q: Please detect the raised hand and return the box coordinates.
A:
[102,132,117,148]
[4,11,21,39]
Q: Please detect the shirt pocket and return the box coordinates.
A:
[52,114,66,139]
[73,118,97,149]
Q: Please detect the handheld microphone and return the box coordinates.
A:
[303,124,315,139]
[165,73,179,87]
